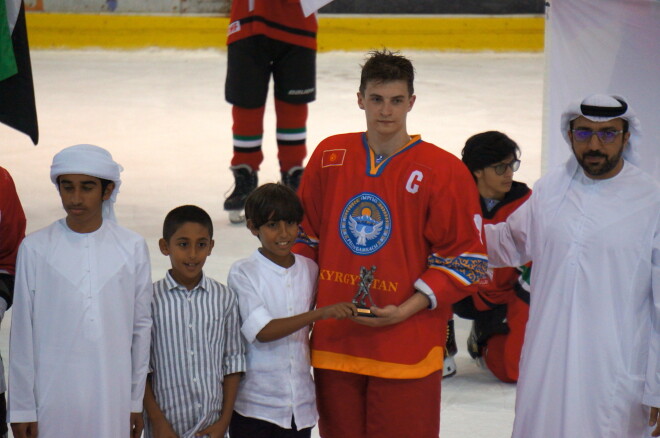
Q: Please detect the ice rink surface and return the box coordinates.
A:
[1,49,544,437]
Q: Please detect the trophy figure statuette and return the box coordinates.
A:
[352,266,377,317]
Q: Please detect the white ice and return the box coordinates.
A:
[0,49,544,437]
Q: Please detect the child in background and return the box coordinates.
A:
[144,205,245,438]
[228,183,356,437]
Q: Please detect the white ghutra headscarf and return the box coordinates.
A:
[560,94,642,167]
[50,144,123,222]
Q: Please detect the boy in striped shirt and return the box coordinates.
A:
[143,205,246,438]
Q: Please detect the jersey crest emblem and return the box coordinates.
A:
[339,192,391,255]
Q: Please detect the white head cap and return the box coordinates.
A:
[50,144,123,222]
[560,94,642,165]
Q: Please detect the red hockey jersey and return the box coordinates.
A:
[0,166,26,275]
[476,181,532,307]
[295,133,487,379]
[226,0,318,50]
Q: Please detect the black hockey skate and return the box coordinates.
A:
[281,166,304,192]
[443,319,458,379]
[467,305,510,363]
[224,164,258,224]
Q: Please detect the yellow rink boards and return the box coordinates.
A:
[26,13,544,52]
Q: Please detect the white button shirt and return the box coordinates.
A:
[228,250,319,429]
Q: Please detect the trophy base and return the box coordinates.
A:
[355,306,377,318]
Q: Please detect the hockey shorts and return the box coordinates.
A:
[225,35,316,108]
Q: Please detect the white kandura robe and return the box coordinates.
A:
[8,219,153,437]
[486,162,660,438]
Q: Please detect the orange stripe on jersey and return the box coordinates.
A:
[311,345,443,379]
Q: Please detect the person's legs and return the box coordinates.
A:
[365,371,441,438]
[271,417,312,438]
[274,99,307,189]
[484,296,528,382]
[314,368,367,438]
[224,36,271,216]
[272,41,315,190]
[229,411,277,438]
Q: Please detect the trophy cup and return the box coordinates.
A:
[352,266,377,317]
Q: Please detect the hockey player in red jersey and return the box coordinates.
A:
[223,0,319,223]
[450,131,531,383]
[293,50,488,438]
[0,166,26,437]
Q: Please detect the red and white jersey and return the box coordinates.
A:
[295,132,487,379]
[227,0,318,50]
[477,181,531,307]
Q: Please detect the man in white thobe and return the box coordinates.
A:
[8,144,153,438]
[486,95,660,438]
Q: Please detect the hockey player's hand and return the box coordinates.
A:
[650,406,660,437]
[353,304,404,327]
[352,291,430,327]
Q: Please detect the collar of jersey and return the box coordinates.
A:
[362,133,422,176]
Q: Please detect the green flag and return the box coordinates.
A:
[0,0,18,80]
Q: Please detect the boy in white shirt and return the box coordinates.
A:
[228,183,356,437]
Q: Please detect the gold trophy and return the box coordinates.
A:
[352,266,377,317]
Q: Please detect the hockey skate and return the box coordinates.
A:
[467,305,509,367]
[281,166,304,192]
[224,164,258,224]
[443,319,458,378]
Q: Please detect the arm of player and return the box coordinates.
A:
[257,302,357,342]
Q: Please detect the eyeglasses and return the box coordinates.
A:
[488,159,520,175]
[571,129,623,144]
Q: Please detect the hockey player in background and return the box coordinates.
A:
[223,0,319,223]
[446,131,531,383]
[0,166,26,438]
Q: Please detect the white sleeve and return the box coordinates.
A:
[485,195,534,268]
[643,217,660,408]
[130,239,153,413]
[228,265,273,344]
[7,243,38,422]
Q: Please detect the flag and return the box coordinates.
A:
[0,0,38,144]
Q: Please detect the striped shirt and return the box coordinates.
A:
[146,272,246,438]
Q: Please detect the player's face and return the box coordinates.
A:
[357,80,415,140]
[159,222,214,291]
[58,174,113,233]
[569,116,630,180]
[249,219,298,268]
[474,154,516,200]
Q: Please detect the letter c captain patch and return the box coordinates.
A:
[322,149,346,167]
[339,192,392,255]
